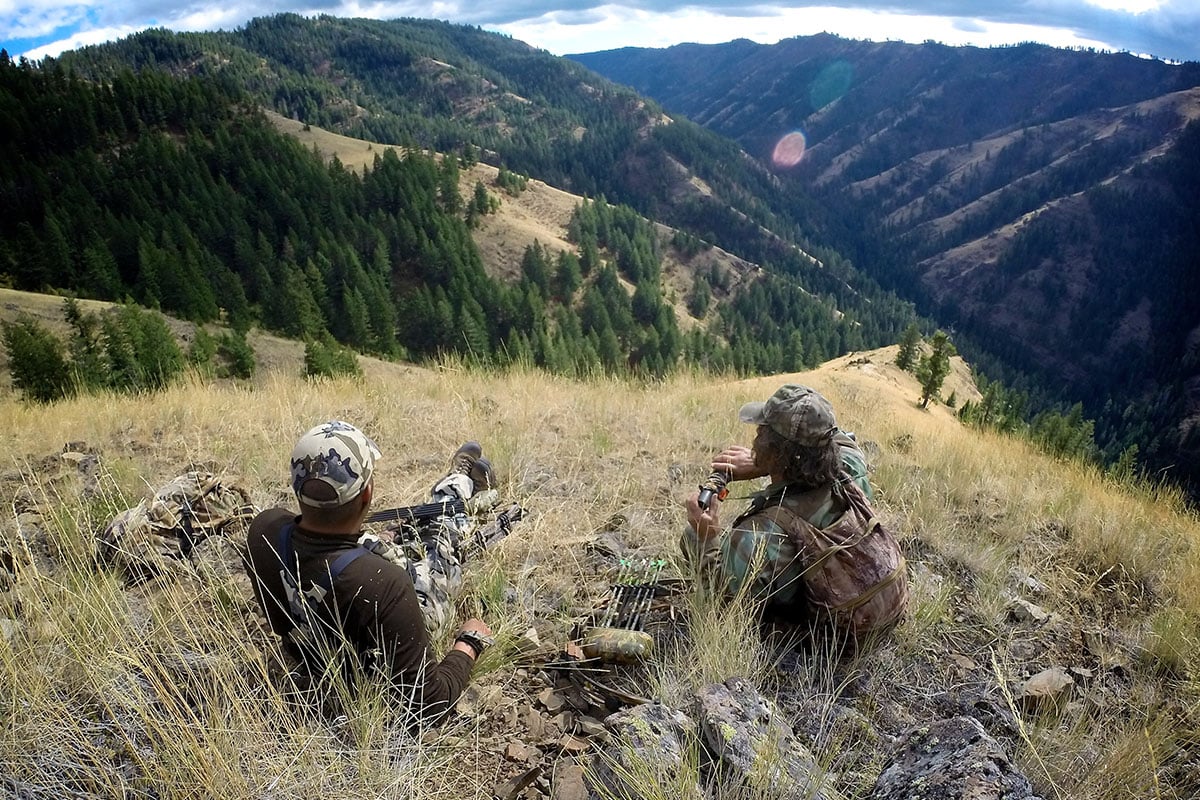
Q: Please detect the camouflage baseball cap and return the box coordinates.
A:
[738,384,837,447]
[290,421,382,508]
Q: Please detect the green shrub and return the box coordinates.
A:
[1,316,72,402]
[304,335,361,379]
[188,327,218,375]
[217,330,255,379]
[102,304,184,392]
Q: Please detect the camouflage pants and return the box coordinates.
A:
[362,473,475,636]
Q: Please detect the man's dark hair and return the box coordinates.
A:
[753,425,840,489]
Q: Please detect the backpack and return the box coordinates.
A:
[272,523,378,674]
[749,479,908,637]
[274,523,369,629]
[98,470,256,584]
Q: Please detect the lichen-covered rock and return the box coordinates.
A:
[695,676,833,800]
[871,716,1042,800]
[590,702,699,799]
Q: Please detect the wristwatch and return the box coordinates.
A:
[455,629,495,659]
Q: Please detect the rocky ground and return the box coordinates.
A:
[5,430,1195,800]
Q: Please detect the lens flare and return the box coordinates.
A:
[810,60,854,110]
[772,131,807,168]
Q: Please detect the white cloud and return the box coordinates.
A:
[3,0,1199,62]
[495,6,1122,56]
[1084,0,1163,12]
[19,23,142,59]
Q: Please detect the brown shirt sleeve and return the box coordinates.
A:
[334,549,474,718]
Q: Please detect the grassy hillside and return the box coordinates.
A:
[0,347,1197,798]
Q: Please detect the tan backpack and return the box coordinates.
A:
[756,480,908,638]
[98,470,257,584]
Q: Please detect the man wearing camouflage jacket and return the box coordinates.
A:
[682,385,908,640]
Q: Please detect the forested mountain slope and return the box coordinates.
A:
[2,15,926,379]
[11,16,1199,492]
[51,15,919,365]
[572,35,1200,492]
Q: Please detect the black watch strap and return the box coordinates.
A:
[455,630,493,658]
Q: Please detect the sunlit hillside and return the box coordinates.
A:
[1,340,1197,798]
[267,110,764,335]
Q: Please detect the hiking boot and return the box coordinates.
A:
[448,442,498,491]
[449,441,483,477]
[470,456,498,492]
[431,441,497,503]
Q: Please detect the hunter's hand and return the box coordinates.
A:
[686,491,722,541]
[459,618,492,637]
[453,618,493,661]
[712,445,767,482]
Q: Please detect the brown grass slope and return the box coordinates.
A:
[0,344,1198,798]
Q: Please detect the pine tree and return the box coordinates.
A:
[188,327,218,376]
[119,304,184,391]
[1,316,72,402]
[305,335,361,379]
[916,330,955,409]
[895,322,921,371]
[60,299,101,385]
[520,242,551,299]
[218,330,256,379]
[102,313,140,391]
[554,251,582,301]
[687,274,711,318]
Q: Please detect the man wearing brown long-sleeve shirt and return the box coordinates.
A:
[244,420,496,722]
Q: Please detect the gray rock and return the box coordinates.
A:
[872,716,1042,800]
[591,702,700,798]
[551,762,592,800]
[1006,596,1050,623]
[539,687,567,714]
[604,701,695,762]
[577,715,607,737]
[695,677,833,800]
[1014,573,1049,596]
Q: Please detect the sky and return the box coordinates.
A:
[3,1,1199,66]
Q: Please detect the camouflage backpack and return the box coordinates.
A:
[751,479,908,638]
[98,470,257,584]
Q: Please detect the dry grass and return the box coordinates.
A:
[1,348,1198,798]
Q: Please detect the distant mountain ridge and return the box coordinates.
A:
[572,35,1200,491]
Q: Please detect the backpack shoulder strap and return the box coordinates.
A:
[766,503,880,572]
[276,522,370,603]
